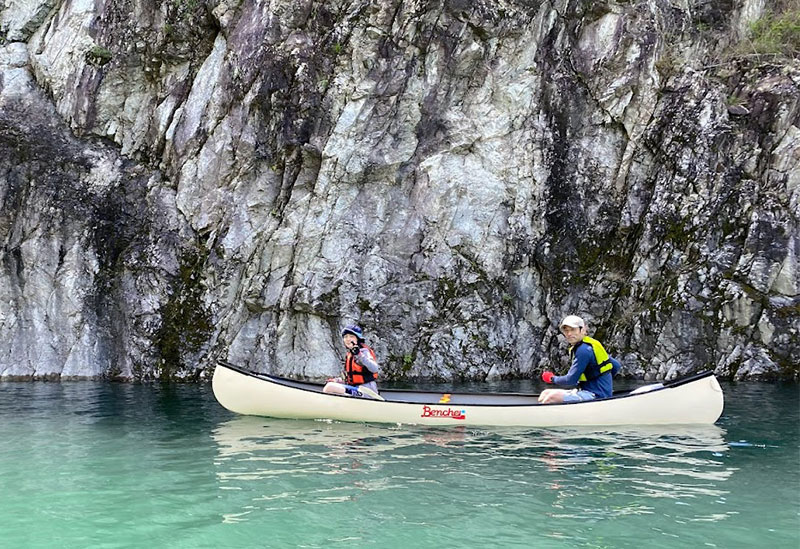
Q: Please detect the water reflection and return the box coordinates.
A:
[211,417,468,484]
[212,417,729,468]
[211,417,735,526]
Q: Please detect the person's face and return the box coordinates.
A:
[342,334,358,349]
[560,325,585,345]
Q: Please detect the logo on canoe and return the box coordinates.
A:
[421,405,466,420]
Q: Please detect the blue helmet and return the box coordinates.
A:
[341,324,364,340]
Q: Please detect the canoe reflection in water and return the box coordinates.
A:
[212,417,468,467]
[535,425,732,495]
[211,416,733,524]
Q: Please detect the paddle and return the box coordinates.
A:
[358,386,385,401]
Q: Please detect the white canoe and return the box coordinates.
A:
[212,361,725,427]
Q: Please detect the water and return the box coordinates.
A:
[0,381,797,548]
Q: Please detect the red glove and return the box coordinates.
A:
[541,371,555,384]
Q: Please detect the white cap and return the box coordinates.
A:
[559,315,585,329]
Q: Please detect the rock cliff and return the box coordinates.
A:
[1,0,797,381]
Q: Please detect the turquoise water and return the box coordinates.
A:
[0,381,798,548]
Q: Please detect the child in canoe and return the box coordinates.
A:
[323,324,381,399]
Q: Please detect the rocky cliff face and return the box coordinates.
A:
[1,0,797,381]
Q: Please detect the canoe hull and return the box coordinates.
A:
[212,362,724,427]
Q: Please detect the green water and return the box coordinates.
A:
[0,381,798,548]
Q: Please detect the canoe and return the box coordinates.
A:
[212,361,724,427]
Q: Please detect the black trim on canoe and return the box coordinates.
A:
[215,360,716,407]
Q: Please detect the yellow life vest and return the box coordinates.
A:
[568,336,614,382]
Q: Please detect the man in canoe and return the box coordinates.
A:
[538,315,621,404]
[323,324,381,399]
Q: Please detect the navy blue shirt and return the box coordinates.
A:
[553,344,620,399]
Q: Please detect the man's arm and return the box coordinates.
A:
[609,357,621,376]
[553,346,592,386]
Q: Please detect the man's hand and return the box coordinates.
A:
[541,371,555,384]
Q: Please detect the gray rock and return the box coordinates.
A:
[0,1,797,381]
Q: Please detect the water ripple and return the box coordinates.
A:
[2,381,797,549]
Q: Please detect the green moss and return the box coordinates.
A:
[435,277,459,302]
[467,22,490,41]
[155,245,212,380]
[655,49,678,77]
[470,333,490,351]
[774,302,800,318]
[738,282,770,309]
[176,0,198,11]
[747,9,800,58]
[720,214,739,237]
[85,46,113,66]
[770,348,800,379]
[726,94,745,107]
[572,240,630,283]
[663,219,691,248]
[381,353,417,381]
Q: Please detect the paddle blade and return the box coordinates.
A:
[359,387,385,401]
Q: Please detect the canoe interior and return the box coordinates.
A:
[215,360,715,406]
